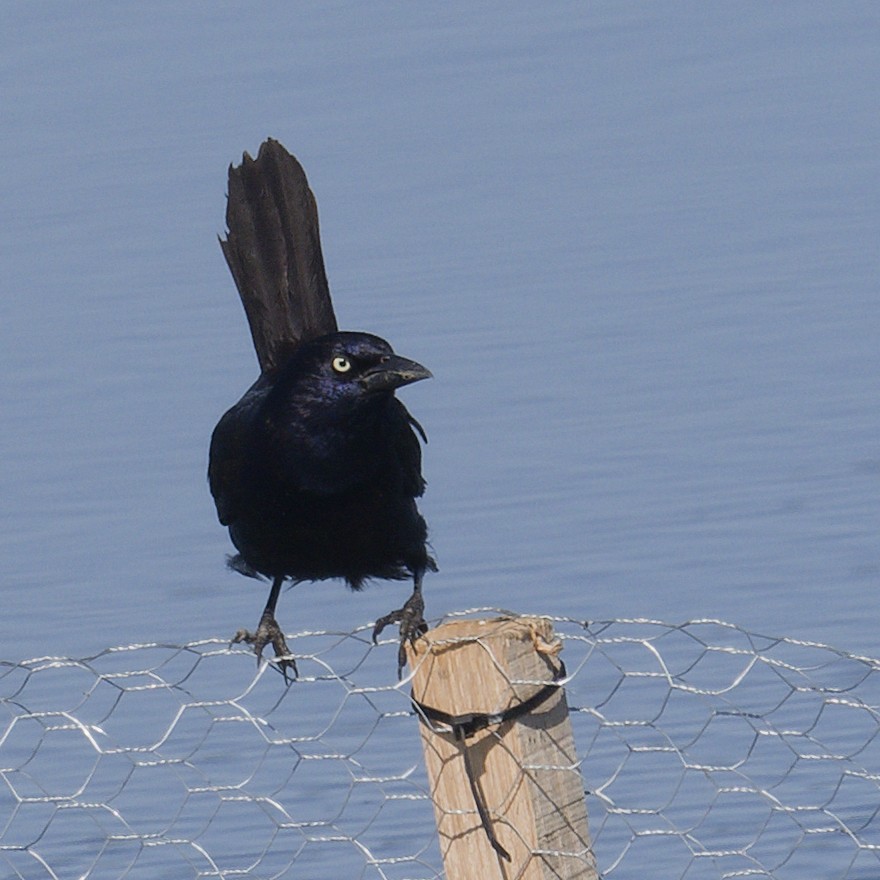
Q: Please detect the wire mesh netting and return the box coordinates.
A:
[2,609,879,879]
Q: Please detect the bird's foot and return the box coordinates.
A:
[372,590,428,678]
[232,610,297,682]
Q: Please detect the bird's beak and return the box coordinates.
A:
[360,355,432,393]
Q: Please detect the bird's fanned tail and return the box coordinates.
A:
[220,138,338,374]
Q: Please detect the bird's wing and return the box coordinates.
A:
[207,377,271,525]
[220,138,338,374]
[392,399,428,498]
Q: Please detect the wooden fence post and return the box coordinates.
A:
[406,616,597,880]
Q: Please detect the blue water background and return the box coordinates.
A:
[2,4,879,877]
[3,3,877,660]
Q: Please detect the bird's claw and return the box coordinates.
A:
[232,611,297,682]
[372,590,428,678]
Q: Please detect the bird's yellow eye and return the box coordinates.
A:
[332,356,352,373]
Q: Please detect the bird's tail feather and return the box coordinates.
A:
[220,138,338,374]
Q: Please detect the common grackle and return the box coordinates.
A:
[208,140,435,679]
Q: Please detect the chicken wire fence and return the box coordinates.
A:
[2,609,879,880]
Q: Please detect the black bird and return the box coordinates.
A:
[208,139,435,679]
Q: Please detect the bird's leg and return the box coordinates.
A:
[372,570,428,678]
[232,575,297,681]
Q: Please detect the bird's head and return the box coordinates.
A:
[273,332,431,410]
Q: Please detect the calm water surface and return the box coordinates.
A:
[4,4,876,658]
